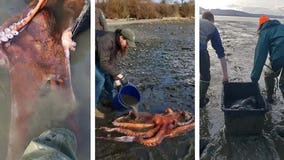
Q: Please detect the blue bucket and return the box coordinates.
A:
[112,84,141,111]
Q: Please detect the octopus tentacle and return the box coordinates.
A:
[112,121,155,130]
[176,119,194,126]
[0,0,47,43]
[100,125,161,138]
[167,123,195,138]
[137,125,167,147]
[176,115,194,126]
[13,0,47,31]
[96,136,136,143]
[164,108,174,114]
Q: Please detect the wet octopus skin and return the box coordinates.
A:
[98,108,195,147]
[0,0,85,159]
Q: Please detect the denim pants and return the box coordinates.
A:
[95,66,114,104]
[200,50,211,82]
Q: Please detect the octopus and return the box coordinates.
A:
[230,96,258,110]
[0,0,86,159]
[97,108,195,147]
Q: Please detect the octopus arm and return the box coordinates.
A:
[100,125,160,138]
[99,127,146,136]
[167,123,195,138]
[112,121,155,130]
[96,136,136,143]
[137,125,167,147]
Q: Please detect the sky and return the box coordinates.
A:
[199,0,284,16]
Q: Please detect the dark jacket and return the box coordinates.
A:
[96,30,121,78]
[200,19,225,59]
[251,20,284,82]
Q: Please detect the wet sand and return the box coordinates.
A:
[201,16,284,159]
[96,19,195,159]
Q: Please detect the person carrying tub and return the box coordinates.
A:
[251,16,284,103]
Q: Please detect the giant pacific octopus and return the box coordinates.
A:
[97,108,195,147]
[0,0,85,159]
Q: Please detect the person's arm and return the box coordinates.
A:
[250,32,269,82]
[210,28,228,81]
[220,57,228,82]
[97,37,120,78]
[211,28,225,59]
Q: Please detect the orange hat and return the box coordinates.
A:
[259,16,270,26]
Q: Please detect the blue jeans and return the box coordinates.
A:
[95,66,114,105]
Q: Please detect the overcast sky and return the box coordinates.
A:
[200,0,284,16]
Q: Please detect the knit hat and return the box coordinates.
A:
[121,28,136,47]
[259,16,270,26]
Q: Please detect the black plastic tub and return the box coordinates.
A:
[221,82,268,135]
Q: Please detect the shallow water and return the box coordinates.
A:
[96,20,195,160]
[0,1,90,159]
[200,16,284,159]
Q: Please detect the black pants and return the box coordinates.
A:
[200,50,211,81]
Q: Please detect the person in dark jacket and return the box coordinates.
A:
[199,11,228,108]
[95,28,136,110]
[251,16,284,103]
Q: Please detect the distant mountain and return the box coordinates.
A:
[200,7,284,19]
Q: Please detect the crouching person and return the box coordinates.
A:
[95,28,136,118]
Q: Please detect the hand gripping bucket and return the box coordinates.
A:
[112,84,141,111]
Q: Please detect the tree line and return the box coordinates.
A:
[96,0,195,19]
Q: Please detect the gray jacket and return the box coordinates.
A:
[96,30,121,78]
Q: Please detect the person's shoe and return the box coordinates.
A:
[95,108,105,119]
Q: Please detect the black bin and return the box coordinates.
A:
[221,82,268,135]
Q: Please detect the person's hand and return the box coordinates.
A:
[62,27,76,53]
[116,74,128,85]
[114,79,122,90]
[223,80,228,85]
[223,75,229,83]
[120,75,128,85]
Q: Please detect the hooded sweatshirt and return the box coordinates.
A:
[251,20,284,82]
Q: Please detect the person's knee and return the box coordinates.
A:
[264,68,279,78]
[96,77,105,87]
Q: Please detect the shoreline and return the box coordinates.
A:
[107,17,194,26]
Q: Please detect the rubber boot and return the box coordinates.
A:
[95,108,105,119]
[280,85,284,101]
[264,76,275,103]
[200,80,210,108]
